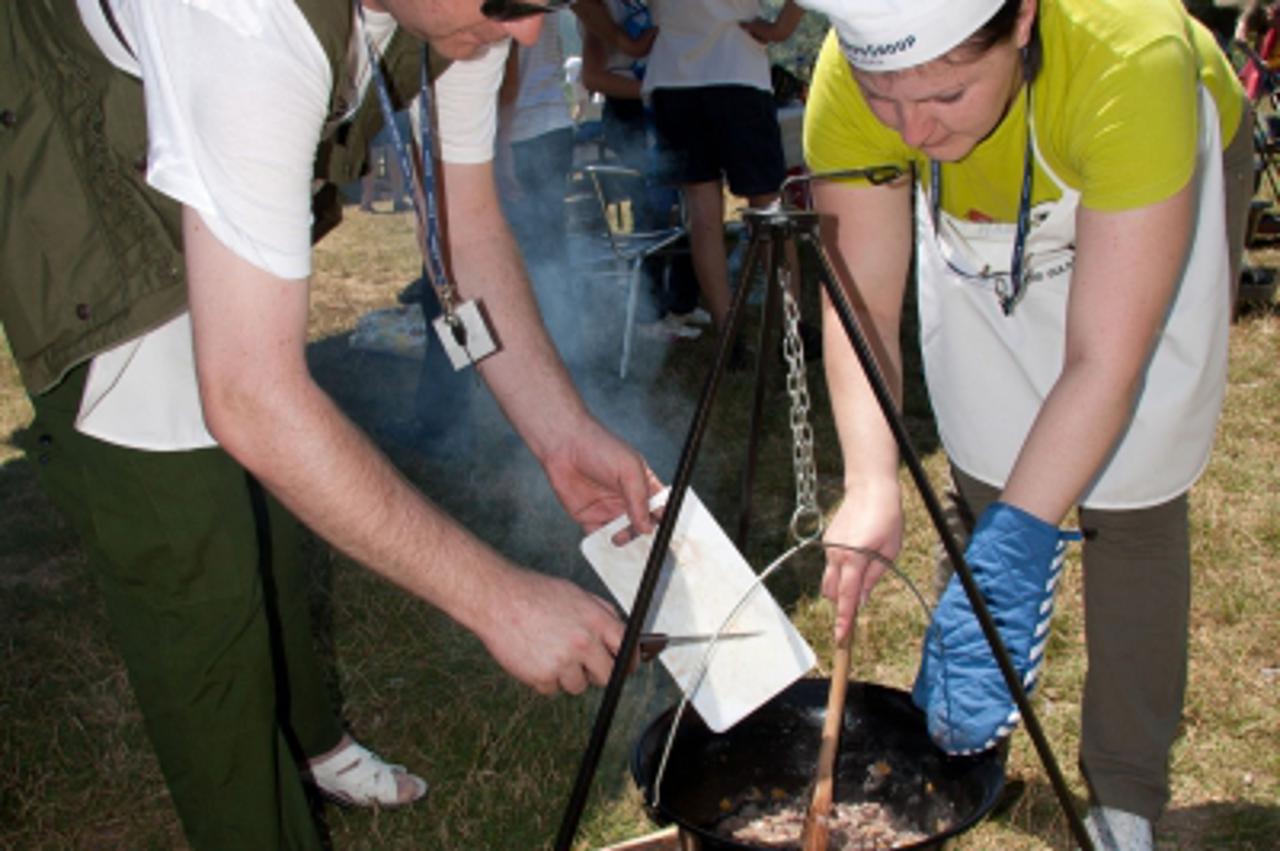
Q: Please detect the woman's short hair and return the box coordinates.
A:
[952,0,1041,78]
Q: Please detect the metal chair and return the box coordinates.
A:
[572,163,688,379]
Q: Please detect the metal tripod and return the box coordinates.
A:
[555,181,1095,851]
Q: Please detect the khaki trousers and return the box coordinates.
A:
[943,466,1190,822]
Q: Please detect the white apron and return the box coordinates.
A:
[916,85,1230,509]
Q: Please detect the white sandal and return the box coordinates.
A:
[303,739,428,808]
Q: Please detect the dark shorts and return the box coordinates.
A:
[650,85,786,197]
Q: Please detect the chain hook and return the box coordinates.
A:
[779,265,824,545]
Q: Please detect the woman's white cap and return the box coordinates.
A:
[798,0,1007,71]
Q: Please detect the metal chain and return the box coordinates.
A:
[780,268,824,543]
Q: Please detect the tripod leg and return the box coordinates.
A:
[735,232,784,547]
[555,213,767,851]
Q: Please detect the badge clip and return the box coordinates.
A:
[433,298,499,370]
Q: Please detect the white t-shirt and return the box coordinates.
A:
[72,0,505,450]
[504,10,574,145]
[642,0,773,94]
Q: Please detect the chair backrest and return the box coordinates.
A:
[578,163,685,262]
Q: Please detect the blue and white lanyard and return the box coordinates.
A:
[930,85,1034,317]
[355,1,457,317]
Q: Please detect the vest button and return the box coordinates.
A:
[135,154,147,175]
[75,303,91,321]
[0,109,16,128]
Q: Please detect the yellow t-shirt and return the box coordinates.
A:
[803,0,1245,221]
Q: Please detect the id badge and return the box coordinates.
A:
[432,299,500,370]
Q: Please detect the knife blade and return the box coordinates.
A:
[637,630,765,662]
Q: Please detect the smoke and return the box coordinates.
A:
[497,129,697,473]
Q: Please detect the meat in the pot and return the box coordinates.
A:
[713,770,939,850]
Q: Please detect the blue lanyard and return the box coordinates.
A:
[354,2,457,315]
[930,85,1034,317]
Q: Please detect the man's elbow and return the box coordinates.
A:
[198,373,259,460]
[197,362,302,467]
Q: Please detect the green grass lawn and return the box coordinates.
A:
[0,206,1277,850]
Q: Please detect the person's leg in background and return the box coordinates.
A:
[27,367,323,851]
[511,125,578,361]
[601,98,704,338]
[387,143,411,212]
[510,129,570,268]
[657,241,705,324]
[681,178,734,330]
[360,145,381,213]
[1223,96,1257,321]
[716,84,796,341]
[654,85,790,346]
[651,87,737,333]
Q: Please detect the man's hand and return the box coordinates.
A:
[820,480,903,642]
[540,416,661,534]
[478,568,626,695]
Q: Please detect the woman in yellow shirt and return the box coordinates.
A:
[798,1,1250,847]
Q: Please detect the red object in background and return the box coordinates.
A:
[783,165,811,210]
[1243,31,1277,97]
[1241,10,1280,100]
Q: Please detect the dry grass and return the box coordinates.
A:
[0,203,1277,850]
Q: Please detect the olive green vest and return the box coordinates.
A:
[0,0,445,394]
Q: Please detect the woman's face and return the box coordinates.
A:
[851,2,1036,162]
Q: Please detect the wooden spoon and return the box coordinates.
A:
[800,610,859,851]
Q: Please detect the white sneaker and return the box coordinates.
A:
[1083,806,1153,851]
[668,307,712,326]
[636,316,702,341]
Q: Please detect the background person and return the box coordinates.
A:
[799,0,1248,847]
[0,1,656,847]
[497,10,581,360]
[642,0,806,338]
[1234,1,1280,124]
[359,111,414,213]
[579,0,709,341]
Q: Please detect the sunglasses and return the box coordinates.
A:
[480,0,575,22]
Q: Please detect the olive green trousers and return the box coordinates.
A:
[27,366,339,850]
[943,466,1190,823]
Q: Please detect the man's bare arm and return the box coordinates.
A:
[183,207,625,694]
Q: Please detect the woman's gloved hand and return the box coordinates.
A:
[911,502,1079,754]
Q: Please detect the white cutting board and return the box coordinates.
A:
[581,488,815,732]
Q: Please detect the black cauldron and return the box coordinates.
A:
[631,679,1005,850]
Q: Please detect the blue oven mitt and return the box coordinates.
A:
[911,502,1080,754]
